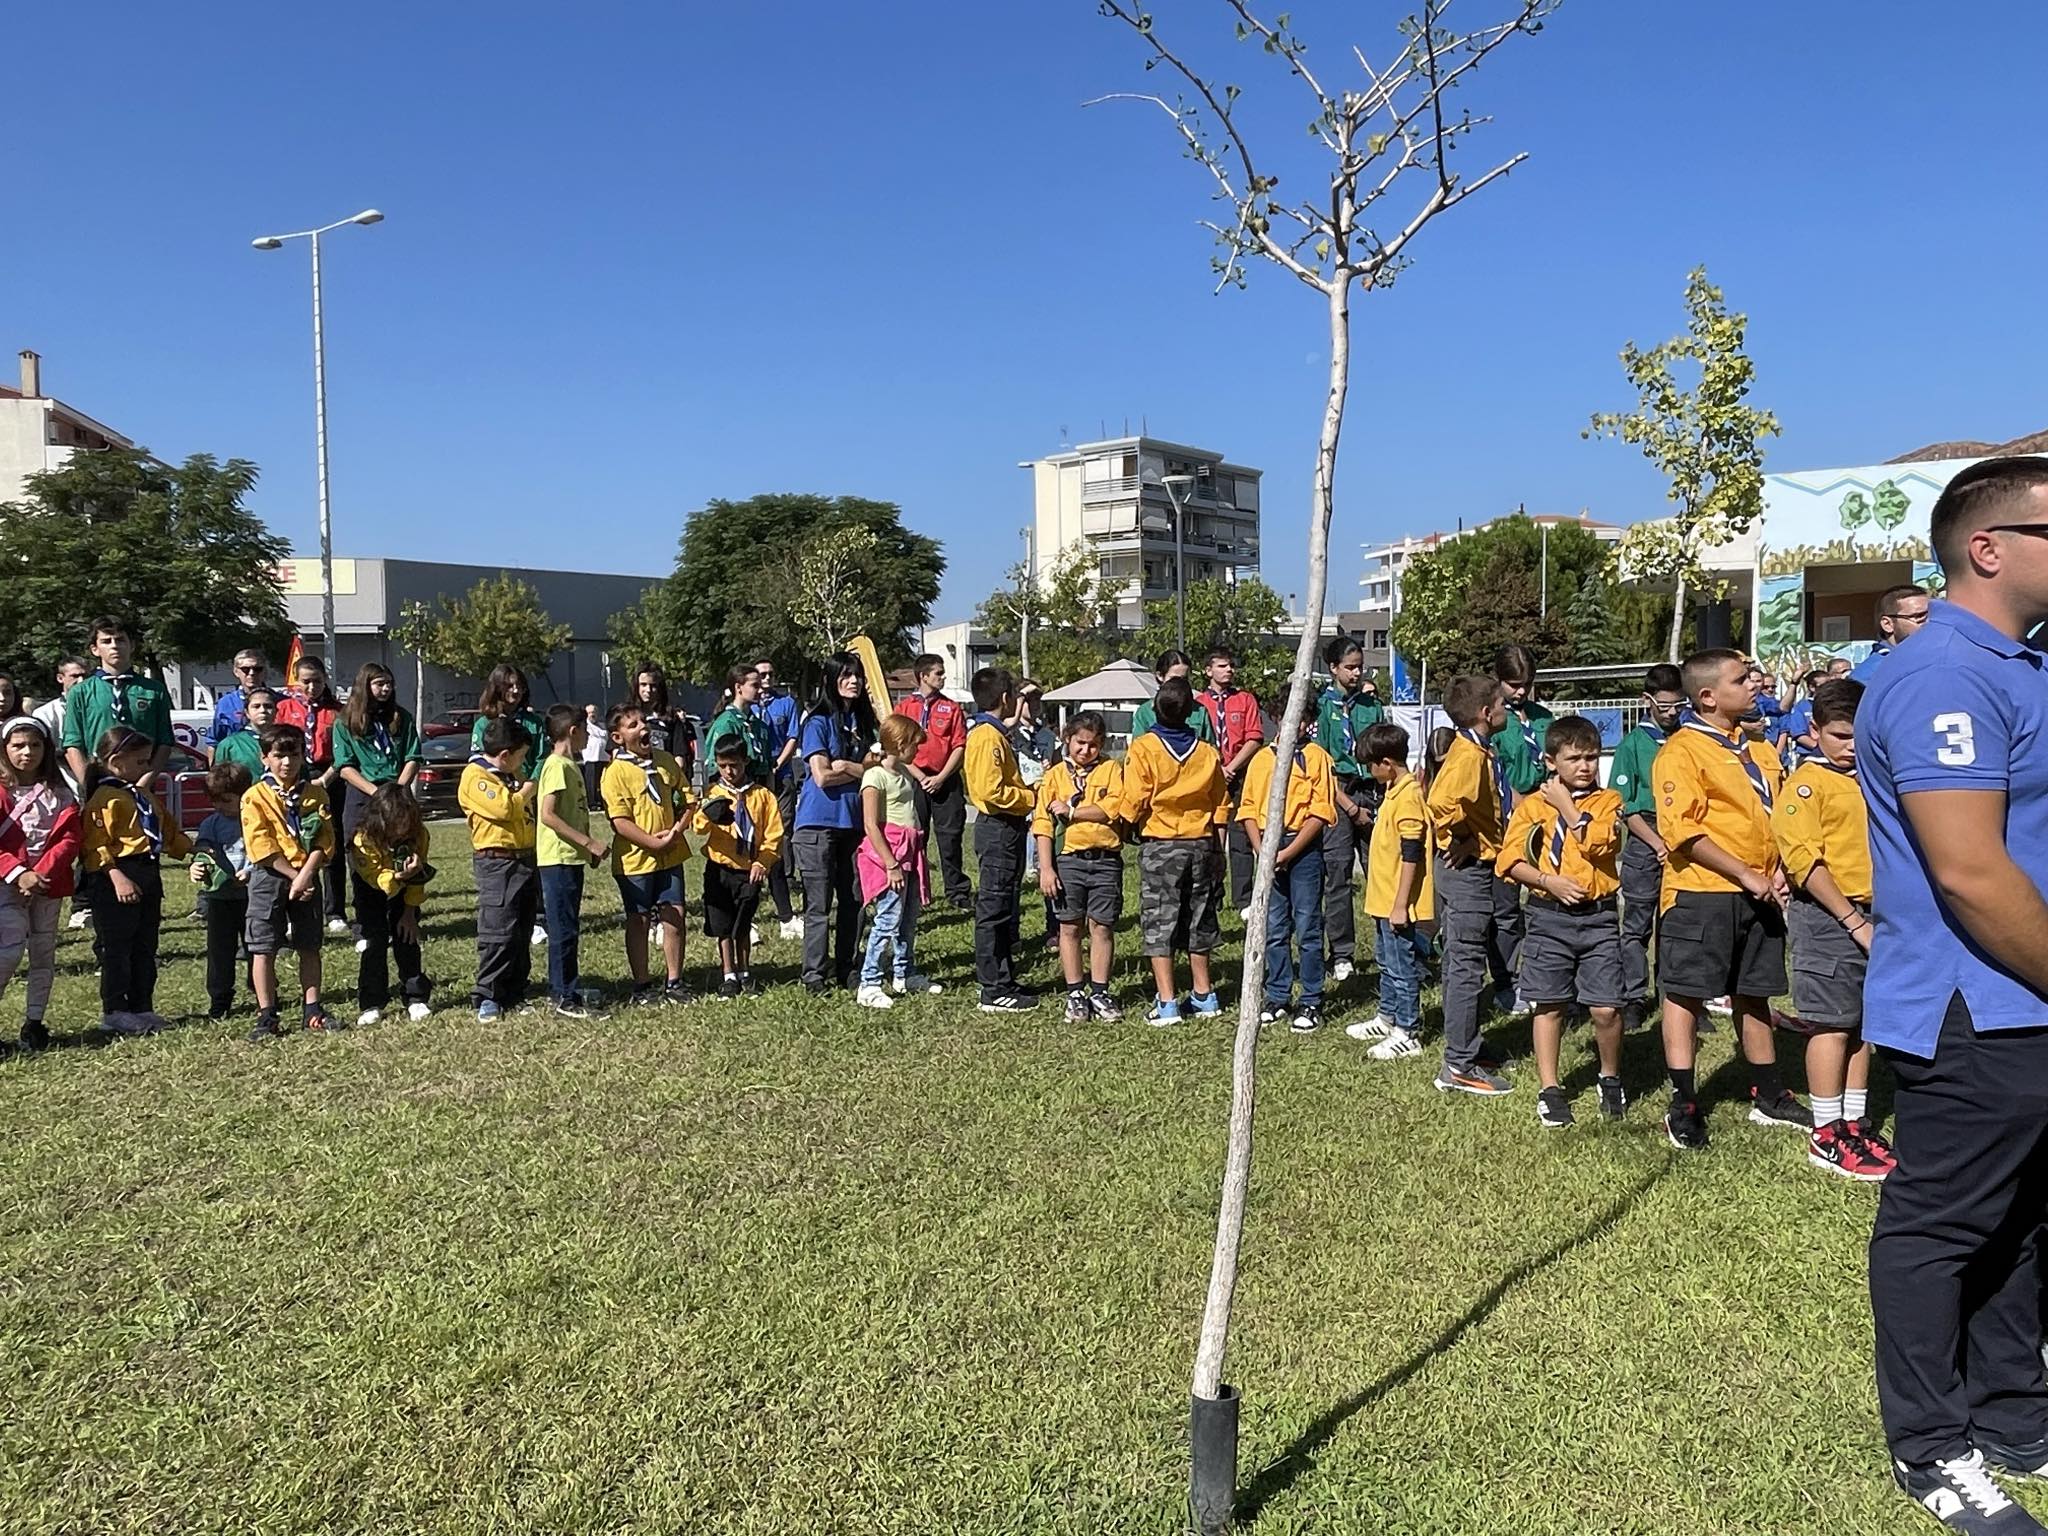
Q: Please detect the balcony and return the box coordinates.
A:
[1082,475,1140,500]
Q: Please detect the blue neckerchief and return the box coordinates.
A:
[915,690,946,731]
[969,711,1006,733]
[1459,727,1510,808]
[100,670,136,725]
[368,707,395,757]
[1547,788,1596,869]
[617,750,671,810]
[117,777,161,855]
[1817,757,1858,778]
[1152,724,1200,763]
[260,771,302,841]
[730,787,756,853]
[1639,720,1671,744]
[469,754,519,789]
[1682,720,1773,809]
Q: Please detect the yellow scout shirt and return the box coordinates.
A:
[963,718,1034,818]
[1771,761,1871,903]
[1116,732,1229,841]
[1654,723,1784,909]
[1365,772,1435,921]
[1497,787,1625,901]
[1032,758,1125,854]
[82,781,194,870]
[240,776,334,869]
[350,823,433,907]
[601,750,692,876]
[1236,741,1338,836]
[1425,731,1506,860]
[460,761,537,853]
[692,782,784,872]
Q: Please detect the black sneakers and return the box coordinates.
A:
[1748,1085,1815,1130]
[1597,1074,1627,1120]
[978,988,1039,1013]
[18,1019,50,1051]
[1665,1095,1709,1151]
[1536,1086,1574,1129]
[1980,1436,2048,1480]
[1894,1450,2048,1531]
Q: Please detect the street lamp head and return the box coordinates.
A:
[1162,474,1196,491]
[251,237,285,250]
[351,209,385,226]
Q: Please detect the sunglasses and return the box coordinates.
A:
[1987,524,2048,540]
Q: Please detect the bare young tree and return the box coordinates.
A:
[1090,3,1556,1527]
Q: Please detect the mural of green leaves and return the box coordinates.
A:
[1873,479,1911,530]
[1838,490,1872,530]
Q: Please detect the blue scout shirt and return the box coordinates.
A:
[1862,600,2048,1057]
[758,691,801,785]
[1847,644,1893,686]
[794,708,868,831]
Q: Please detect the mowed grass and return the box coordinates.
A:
[0,816,1999,1534]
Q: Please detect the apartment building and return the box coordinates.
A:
[0,350,135,508]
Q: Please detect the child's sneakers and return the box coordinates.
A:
[97,1012,152,1036]
[629,982,663,1008]
[356,1008,383,1028]
[1597,1075,1628,1120]
[1434,1063,1514,1096]
[778,918,804,941]
[1330,959,1355,983]
[305,1006,340,1032]
[717,975,743,1001]
[977,988,1039,1013]
[1748,1085,1815,1130]
[738,973,763,997]
[1064,989,1090,1023]
[1536,1086,1574,1129]
[1145,997,1182,1027]
[553,995,593,1018]
[1852,1119,1898,1172]
[247,1013,286,1045]
[476,1000,504,1022]
[1290,1007,1322,1034]
[1665,1095,1709,1151]
[1087,988,1121,1022]
[856,983,895,1010]
[1187,992,1223,1018]
[1366,1028,1423,1061]
[408,1001,434,1022]
[1344,1015,1396,1042]
[662,980,692,1007]
[1808,1120,1892,1182]
[18,1020,50,1051]
[894,973,943,996]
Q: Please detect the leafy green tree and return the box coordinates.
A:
[610,494,943,685]
[1588,267,1781,661]
[391,600,437,714]
[419,575,572,682]
[1564,570,1625,667]
[972,540,1117,690]
[789,525,880,656]
[1392,516,1610,681]
[1135,577,1291,703]
[0,449,291,683]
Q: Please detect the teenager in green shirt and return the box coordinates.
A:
[1606,662,1686,1028]
[332,663,425,859]
[61,615,173,786]
[1313,635,1386,980]
[1491,643,1554,797]
[212,687,279,779]
[1129,651,1215,743]
[471,665,548,781]
[704,664,777,782]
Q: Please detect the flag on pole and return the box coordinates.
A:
[285,632,305,682]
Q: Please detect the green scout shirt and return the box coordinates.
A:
[1495,699,1554,796]
[704,705,775,780]
[213,730,267,780]
[1314,685,1386,779]
[1607,723,1667,826]
[332,709,425,786]
[471,708,547,781]
[1129,697,1215,744]
[61,671,173,757]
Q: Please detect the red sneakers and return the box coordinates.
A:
[1850,1118,1899,1174]
[1809,1120,1892,1182]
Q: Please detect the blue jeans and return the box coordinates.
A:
[1264,838,1326,1008]
[1375,916,1434,1033]
[539,864,585,1003]
[862,884,921,987]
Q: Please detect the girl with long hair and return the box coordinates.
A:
[472,664,546,781]
[791,652,877,993]
[0,716,80,1049]
[348,780,435,1026]
[634,664,698,784]
[330,662,425,954]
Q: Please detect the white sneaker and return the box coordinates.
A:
[69,909,91,930]
[356,1008,382,1028]
[530,924,547,947]
[1704,995,1733,1017]
[1238,906,1252,923]
[326,918,349,935]
[1331,959,1355,982]
[354,937,370,955]
[406,1002,433,1022]
[856,983,895,1010]
[893,973,943,995]
[779,918,804,940]
[1367,1029,1424,1061]
[1344,1016,1396,1042]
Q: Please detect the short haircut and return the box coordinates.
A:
[878,713,926,760]
[479,716,525,756]
[1681,648,1746,702]
[206,761,252,800]
[1802,668,1828,688]
[913,653,944,678]
[606,702,642,738]
[1877,583,1928,619]
[257,723,306,757]
[1811,677,1864,728]
[1361,722,1410,766]
[1065,710,1106,741]
[544,703,582,743]
[1930,456,2048,572]
[1643,663,1683,696]
[1444,674,1499,728]
[970,667,1013,713]
[1154,676,1194,728]
[713,732,750,761]
[244,686,278,707]
[1205,646,1235,666]
[726,663,759,693]
[233,648,267,669]
[1544,714,1602,757]
[1322,635,1362,668]
[89,616,129,644]
[1493,643,1537,685]
[58,655,89,674]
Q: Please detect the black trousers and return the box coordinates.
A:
[356,874,429,1011]
[472,855,538,1006]
[917,772,973,906]
[773,779,801,921]
[793,826,860,987]
[974,815,1025,994]
[89,856,163,1014]
[1871,997,2048,1465]
[202,897,249,1015]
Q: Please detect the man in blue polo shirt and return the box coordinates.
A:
[1862,458,2048,1534]
[1850,583,1932,685]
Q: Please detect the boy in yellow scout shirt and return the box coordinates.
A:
[1496,715,1627,1129]
[81,724,195,1036]
[461,716,539,1020]
[1424,675,1514,1096]
[964,667,1039,1013]
[1351,723,1436,1060]
[1116,677,1231,1026]
[1771,677,1894,1182]
[1034,710,1125,1023]
[693,732,784,999]
[1654,647,1808,1151]
[1236,708,1336,1033]
[601,702,694,1007]
[240,723,336,1041]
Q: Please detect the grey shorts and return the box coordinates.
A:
[1518,897,1627,1008]
[1054,848,1123,927]
[244,864,321,956]
[1789,896,1867,1029]
[1139,838,1222,957]
[1657,888,1787,1002]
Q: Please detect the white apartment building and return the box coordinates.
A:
[0,351,134,508]
[1023,435,1261,629]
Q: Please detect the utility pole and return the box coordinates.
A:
[1019,523,1035,678]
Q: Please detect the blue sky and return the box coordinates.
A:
[6,1,2043,627]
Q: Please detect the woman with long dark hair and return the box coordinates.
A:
[471,664,546,780]
[330,662,424,952]
[791,652,877,993]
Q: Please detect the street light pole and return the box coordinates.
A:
[252,209,384,674]
[1163,474,1194,653]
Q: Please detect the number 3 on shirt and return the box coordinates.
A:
[1932,711,1977,767]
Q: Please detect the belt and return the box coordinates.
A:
[474,847,535,863]
[1527,893,1619,914]
[1060,845,1121,860]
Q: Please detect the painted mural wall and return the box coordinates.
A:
[1750,457,1974,680]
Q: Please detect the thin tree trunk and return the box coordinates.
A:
[1666,569,1687,664]
[1192,274,1350,1403]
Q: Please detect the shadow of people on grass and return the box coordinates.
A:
[1231,1157,1675,1527]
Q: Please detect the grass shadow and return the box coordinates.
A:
[1233,1157,1673,1527]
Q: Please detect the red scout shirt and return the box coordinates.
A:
[1200,685,1265,769]
[896,688,967,776]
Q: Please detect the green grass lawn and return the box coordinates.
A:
[0,819,1995,1534]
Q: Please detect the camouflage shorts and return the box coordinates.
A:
[1139,838,1223,957]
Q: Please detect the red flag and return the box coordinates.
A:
[285,632,304,682]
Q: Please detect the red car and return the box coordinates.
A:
[422,709,483,741]
[153,743,215,834]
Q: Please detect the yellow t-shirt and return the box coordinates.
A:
[1772,761,1871,903]
[1365,772,1434,921]
[963,720,1034,817]
[691,782,784,872]
[1237,741,1338,836]
[1117,732,1229,840]
[240,778,334,869]
[1031,759,1125,854]
[460,763,536,853]
[350,823,433,907]
[83,782,194,870]
[1654,725,1784,909]
[601,751,692,876]
[1424,733,1506,860]
[1496,787,1625,901]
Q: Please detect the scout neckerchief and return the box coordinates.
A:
[617,750,674,813]
[261,771,305,843]
[99,669,136,725]
[1640,718,1671,745]
[1203,685,1237,757]
[1682,719,1773,810]
[1459,727,1510,810]
[1064,755,1098,806]
[915,689,946,732]
[369,703,395,758]
[1513,702,1542,763]
[1152,723,1201,764]
[469,754,520,789]
[969,711,1007,735]
[114,776,162,856]
[729,785,756,855]
[1548,787,1597,870]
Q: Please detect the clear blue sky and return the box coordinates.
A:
[6,1,2043,627]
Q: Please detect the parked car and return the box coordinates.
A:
[412,732,472,817]
[423,709,483,740]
